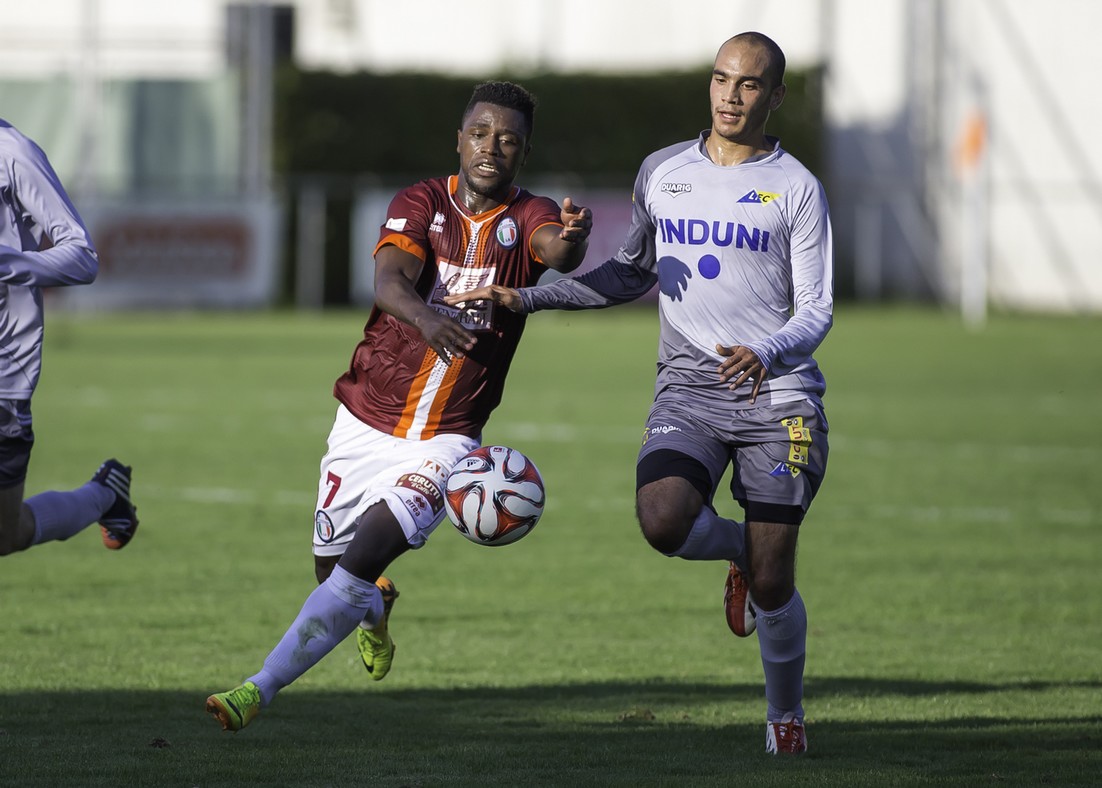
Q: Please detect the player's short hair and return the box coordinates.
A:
[461,81,537,138]
[728,32,786,88]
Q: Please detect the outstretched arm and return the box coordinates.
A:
[530,196,591,274]
[444,196,592,313]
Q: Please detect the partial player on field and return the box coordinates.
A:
[0,119,139,559]
[206,81,591,731]
[446,33,832,755]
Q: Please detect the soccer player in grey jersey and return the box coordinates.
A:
[447,32,831,754]
[0,119,138,558]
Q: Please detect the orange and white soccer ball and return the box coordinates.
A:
[444,445,545,546]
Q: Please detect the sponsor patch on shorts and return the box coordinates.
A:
[782,416,811,466]
[397,471,444,514]
[769,461,801,478]
[642,424,683,446]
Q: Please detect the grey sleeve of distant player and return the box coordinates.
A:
[518,164,659,314]
[0,138,98,287]
[742,178,834,376]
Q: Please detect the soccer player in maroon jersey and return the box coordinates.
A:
[207,81,591,731]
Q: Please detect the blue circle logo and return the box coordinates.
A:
[698,254,720,279]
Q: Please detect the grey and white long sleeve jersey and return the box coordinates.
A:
[519,133,833,409]
[0,119,99,399]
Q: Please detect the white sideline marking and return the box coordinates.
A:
[174,486,313,507]
[830,435,1102,463]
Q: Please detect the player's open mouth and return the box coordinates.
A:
[474,161,500,174]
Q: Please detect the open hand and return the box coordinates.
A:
[443,284,522,312]
[716,344,767,403]
[559,197,592,244]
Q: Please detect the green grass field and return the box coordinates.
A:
[1,306,1099,786]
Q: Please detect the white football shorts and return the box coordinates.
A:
[312,404,479,557]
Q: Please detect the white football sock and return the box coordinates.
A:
[669,506,747,568]
[247,565,383,707]
[756,589,807,721]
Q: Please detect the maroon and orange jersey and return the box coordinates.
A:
[334,175,563,439]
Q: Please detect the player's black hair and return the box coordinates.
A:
[461,81,537,137]
[729,31,786,87]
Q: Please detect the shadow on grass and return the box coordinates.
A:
[2,678,1100,787]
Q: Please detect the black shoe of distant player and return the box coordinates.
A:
[92,459,139,550]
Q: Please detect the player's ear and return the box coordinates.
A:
[456,129,462,154]
[769,84,786,112]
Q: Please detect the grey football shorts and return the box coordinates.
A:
[636,397,828,525]
[0,399,34,488]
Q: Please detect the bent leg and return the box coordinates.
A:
[635,476,703,555]
[247,563,385,706]
[249,503,411,704]
[0,478,115,556]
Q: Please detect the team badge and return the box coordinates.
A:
[496,217,519,249]
[315,510,335,542]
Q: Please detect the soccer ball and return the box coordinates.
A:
[444,445,545,546]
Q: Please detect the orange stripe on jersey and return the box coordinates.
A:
[394,349,466,439]
[473,223,492,267]
[421,355,465,437]
[395,349,436,438]
[374,232,426,261]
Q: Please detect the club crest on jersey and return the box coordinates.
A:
[661,182,692,195]
[737,189,781,204]
[496,217,519,249]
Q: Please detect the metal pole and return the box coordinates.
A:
[243,1,274,197]
[855,200,882,301]
[76,0,100,198]
[295,182,327,309]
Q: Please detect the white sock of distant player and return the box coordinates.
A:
[26,483,115,545]
[246,564,383,706]
[669,506,747,569]
[756,589,807,722]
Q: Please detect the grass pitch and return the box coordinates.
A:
[1,305,1099,786]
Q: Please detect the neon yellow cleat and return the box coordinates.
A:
[206,681,261,732]
[357,576,399,681]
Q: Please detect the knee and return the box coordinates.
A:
[749,565,795,611]
[635,489,697,556]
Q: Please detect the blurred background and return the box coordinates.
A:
[1,0,1099,323]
